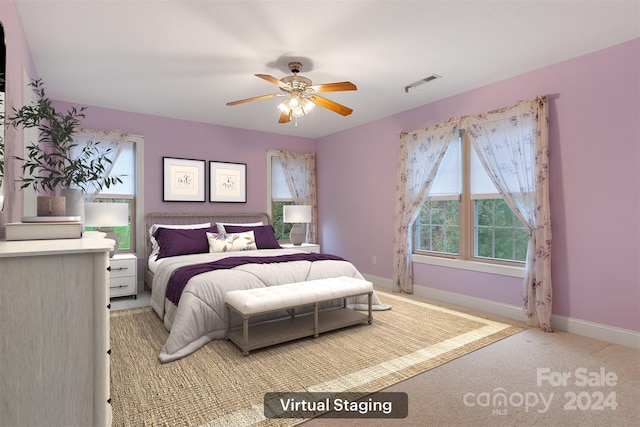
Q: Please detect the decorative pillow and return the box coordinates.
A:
[153,226,218,259]
[207,231,257,253]
[224,224,281,249]
[149,222,211,258]
[215,222,263,234]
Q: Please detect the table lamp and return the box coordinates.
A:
[84,202,129,257]
[283,204,311,245]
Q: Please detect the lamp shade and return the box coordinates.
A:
[283,205,311,223]
[84,203,129,227]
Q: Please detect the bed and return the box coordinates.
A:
[144,212,389,362]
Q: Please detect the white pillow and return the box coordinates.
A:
[207,231,257,253]
[149,222,211,258]
[216,222,263,234]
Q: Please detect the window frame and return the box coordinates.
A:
[413,132,526,278]
[267,150,294,242]
[90,135,144,258]
[271,199,294,241]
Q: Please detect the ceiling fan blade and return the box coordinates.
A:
[308,82,357,92]
[278,111,292,124]
[256,74,290,90]
[226,94,278,106]
[309,95,353,116]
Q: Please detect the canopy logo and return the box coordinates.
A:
[462,367,619,416]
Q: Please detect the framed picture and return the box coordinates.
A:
[162,157,206,202]
[209,161,247,203]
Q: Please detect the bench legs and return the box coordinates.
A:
[224,305,230,337]
[313,303,319,338]
[226,304,250,356]
[242,317,250,356]
[225,293,373,356]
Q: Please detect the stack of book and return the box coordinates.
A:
[5,216,83,241]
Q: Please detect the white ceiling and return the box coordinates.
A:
[13,1,640,139]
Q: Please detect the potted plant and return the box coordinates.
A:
[9,79,122,217]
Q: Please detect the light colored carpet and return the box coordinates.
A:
[109,292,523,426]
[305,293,640,427]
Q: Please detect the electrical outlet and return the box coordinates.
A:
[372,256,377,265]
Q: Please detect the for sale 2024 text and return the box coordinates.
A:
[537,367,618,411]
[463,367,618,414]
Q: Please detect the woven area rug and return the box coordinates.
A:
[109,292,523,426]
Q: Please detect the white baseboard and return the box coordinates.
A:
[363,274,640,349]
[550,314,640,349]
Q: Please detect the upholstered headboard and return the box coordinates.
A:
[143,211,271,287]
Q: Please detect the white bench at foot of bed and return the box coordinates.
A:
[224,276,373,355]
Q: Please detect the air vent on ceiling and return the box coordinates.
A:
[404,74,442,93]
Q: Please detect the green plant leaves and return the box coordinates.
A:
[9,79,123,192]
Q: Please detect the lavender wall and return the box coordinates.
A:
[47,105,316,214]
[317,39,640,332]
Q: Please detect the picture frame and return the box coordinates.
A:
[209,161,247,203]
[162,157,206,202]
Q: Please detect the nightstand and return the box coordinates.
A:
[281,243,321,253]
[109,253,137,299]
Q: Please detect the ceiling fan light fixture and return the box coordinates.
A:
[301,98,315,113]
[227,60,356,125]
[291,97,315,117]
[278,94,315,118]
[277,99,291,114]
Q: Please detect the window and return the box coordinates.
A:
[414,132,528,265]
[88,136,144,255]
[415,135,461,256]
[474,198,529,262]
[416,199,459,255]
[267,151,293,241]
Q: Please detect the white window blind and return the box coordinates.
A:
[100,141,135,195]
[470,145,500,198]
[271,157,292,199]
[428,138,460,199]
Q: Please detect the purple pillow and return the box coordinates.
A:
[223,225,281,249]
[153,226,218,259]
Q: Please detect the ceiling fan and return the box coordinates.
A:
[226,62,357,125]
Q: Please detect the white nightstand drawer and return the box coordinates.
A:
[109,257,136,279]
[110,276,136,297]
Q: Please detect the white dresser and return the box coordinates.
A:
[0,238,114,427]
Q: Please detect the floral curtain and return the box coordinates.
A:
[461,97,552,331]
[278,150,317,243]
[392,118,460,293]
[71,128,128,201]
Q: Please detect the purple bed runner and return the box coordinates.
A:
[166,252,345,305]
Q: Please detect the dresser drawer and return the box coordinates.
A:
[109,257,136,279]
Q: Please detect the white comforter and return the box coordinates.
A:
[151,248,389,362]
